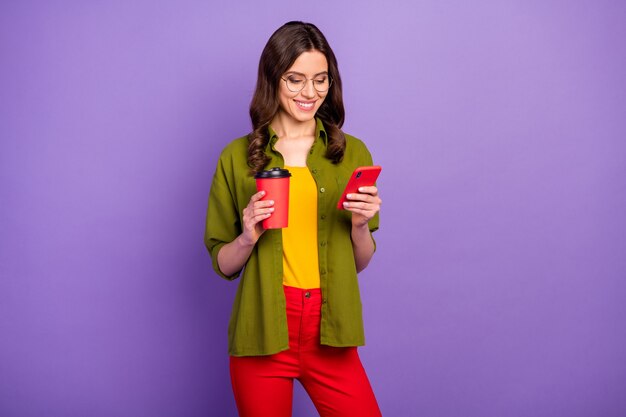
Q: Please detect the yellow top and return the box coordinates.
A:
[282,166,320,289]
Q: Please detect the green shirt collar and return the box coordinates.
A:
[267,117,328,151]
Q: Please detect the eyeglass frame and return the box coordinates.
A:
[280,71,333,93]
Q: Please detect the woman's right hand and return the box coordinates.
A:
[216,191,274,277]
[240,191,274,246]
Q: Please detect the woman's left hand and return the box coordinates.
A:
[343,186,382,228]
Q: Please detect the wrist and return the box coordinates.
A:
[351,220,369,231]
[237,233,257,249]
[351,222,370,238]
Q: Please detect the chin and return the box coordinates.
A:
[289,108,319,123]
[295,113,316,122]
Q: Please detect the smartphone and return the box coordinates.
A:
[337,166,382,209]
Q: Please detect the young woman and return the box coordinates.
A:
[205,21,382,417]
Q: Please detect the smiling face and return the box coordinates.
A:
[277,50,330,124]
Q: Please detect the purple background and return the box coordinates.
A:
[2,1,625,416]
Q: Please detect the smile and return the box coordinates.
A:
[295,100,316,111]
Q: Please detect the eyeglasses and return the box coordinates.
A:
[281,73,333,93]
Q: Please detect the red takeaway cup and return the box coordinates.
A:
[254,167,291,229]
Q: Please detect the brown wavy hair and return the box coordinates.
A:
[248,21,346,175]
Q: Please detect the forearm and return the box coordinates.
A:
[351,223,375,273]
[217,234,256,277]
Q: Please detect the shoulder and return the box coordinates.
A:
[342,132,373,165]
[218,135,249,161]
[344,133,369,150]
[214,134,251,173]
[212,134,251,186]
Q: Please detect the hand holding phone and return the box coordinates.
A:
[337,166,382,209]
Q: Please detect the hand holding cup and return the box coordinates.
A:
[241,191,275,245]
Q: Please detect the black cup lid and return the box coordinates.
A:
[254,167,291,179]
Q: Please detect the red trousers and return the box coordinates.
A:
[230,286,382,417]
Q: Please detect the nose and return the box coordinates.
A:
[301,79,316,98]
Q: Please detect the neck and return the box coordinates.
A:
[270,113,316,140]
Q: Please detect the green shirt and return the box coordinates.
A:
[204,118,379,356]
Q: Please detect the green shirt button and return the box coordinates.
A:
[320,187,325,193]
[320,241,326,246]
[321,215,326,220]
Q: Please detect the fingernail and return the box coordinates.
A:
[358,187,364,192]
[346,194,352,199]
[343,202,349,207]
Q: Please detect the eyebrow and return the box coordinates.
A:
[285,71,329,77]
